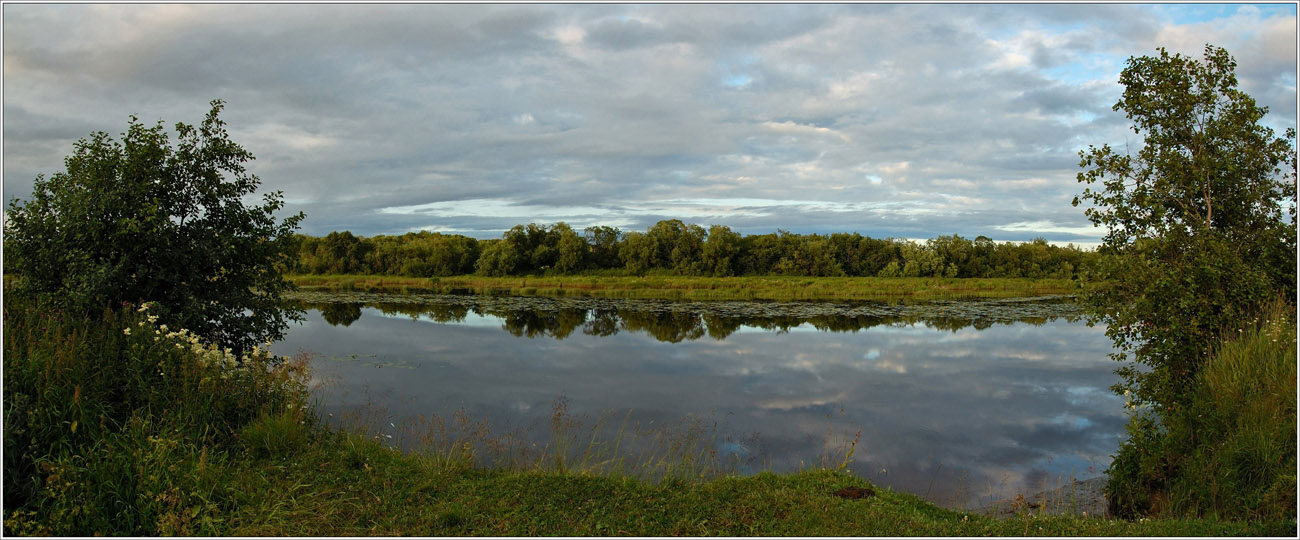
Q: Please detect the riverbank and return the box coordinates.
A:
[287,274,1079,302]
[219,433,1289,537]
[3,295,1293,536]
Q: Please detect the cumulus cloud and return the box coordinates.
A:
[3,4,1294,243]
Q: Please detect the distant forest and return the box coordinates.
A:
[291,220,1099,280]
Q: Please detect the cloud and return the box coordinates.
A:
[3,4,1294,243]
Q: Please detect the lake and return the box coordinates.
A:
[276,292,1124,510]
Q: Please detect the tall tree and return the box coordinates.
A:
[1075,45,1296,412]
[5,100,306,353]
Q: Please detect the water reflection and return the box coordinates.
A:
[298,300,1075,343]
[277,296,1120,511]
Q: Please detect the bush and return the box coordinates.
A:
[2,295,311,535]
[4,100,304,354]
[1106,299,1297,519]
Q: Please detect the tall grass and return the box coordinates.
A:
[2,295,311,535]
[1165,299,1297,518]
[1106,298,1297,519]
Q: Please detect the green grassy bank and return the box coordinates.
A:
[287,273,1078,302]
[217,439,1287,537]
[3,295,1293,536]
[1106,299,1297,520]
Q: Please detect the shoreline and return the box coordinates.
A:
[286,288,1083,322]
[287,273,1081,302]
[974,477,1110,519]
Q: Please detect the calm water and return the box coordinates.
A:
[276,294,1124,509]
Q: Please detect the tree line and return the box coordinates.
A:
[290,219,1099,280]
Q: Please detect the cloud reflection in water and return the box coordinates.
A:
[278,299,1121,509]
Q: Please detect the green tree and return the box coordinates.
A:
[475,238,522,276]
[1075,45,1296,516]
[1076,44,1296,408]
[618,231,655,275]
[642,219,706,274]
[319,231,371,274]
[552,222,589,274]
[5,100,305,354]
[701,224,742,276]
[583,225,623,270]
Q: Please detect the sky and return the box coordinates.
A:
[3,2,1296,246]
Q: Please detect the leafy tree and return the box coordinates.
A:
[552,222,589,274]
[772,232,842,276]
[898,241,942,277]
[738,233,782,275]
[1075,45,1296,516]
[475,238,522,276]
[5,101,304,354]
[428,233,480,276]
[701,224,742,276]
[319,231,371,274]
[1076,45,1296,408]
[643,219,706,274]
[618,231,655,275]
[583,225,622,270]
[928,235,972,277]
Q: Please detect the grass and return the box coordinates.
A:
[218,433,1290,536]
[3,292,1293,536]
[2,295,311,536]
[1108,298,1297,520]
[287,273,1079,302]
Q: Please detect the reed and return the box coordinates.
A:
[287,273,1078,302]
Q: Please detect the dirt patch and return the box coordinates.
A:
[833,486,876,500]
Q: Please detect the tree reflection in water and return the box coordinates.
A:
[298,300,1066,342]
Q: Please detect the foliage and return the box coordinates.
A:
[290,222,1098,281]
[583,225,623,269]
[2,296,310,536]
[1076,45,1296,407]
[4,100,305,354]
[295,230,479,277]
[701,224,742,276]
[1075,45,1297,517]
[1106,300,1296,519]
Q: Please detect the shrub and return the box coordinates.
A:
[4,100,305,354]
[2,295,311,535]
[1106,299,1297,519]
